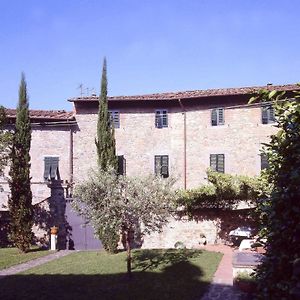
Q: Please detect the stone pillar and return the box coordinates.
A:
[47,180,67,250]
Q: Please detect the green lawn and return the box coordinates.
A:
[0,247,53,270]
[0,249,222,300]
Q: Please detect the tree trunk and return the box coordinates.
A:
[126,229,132,278]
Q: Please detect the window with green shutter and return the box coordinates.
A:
[261,105,275,124]
[44,156,60,181]
[211,108,224,126]
[108,110,120,128]
[155,110,168,128]
[154,155,169,178]
[210,154,225,173]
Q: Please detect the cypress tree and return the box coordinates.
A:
[8,73,33,253]
[94,58,119,252]
[95,58,118,171]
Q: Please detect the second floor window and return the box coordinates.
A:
[262,105,275,124]
[155,155,169,178]
[44,156,60,181]
[210,154,225,173]
[211,108,224,126]
[109,110,120,128]
[155,110,168,128]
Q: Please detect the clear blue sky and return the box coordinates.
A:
[0,0,299,111]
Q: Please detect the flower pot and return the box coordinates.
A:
[50,226,58,235]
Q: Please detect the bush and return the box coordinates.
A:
[177,170,261,212]
[253,94,300,299]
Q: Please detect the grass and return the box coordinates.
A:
[0,247,53,270]
[1,248,222,300]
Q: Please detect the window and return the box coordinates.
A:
[44,156,60,181]
[211,108,224,126]
[262,105,275,124]
[109,110,120,128]
[210,154,225,173]
[260,153,269,170]
[154,155,169,178]
[155,110,168,128]
[117,155,126,176]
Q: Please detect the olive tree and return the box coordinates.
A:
[72,170,176,276]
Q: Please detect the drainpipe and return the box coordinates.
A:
[69,123,74,196]
[178,99,187,190]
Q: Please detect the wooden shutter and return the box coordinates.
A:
[155,111,162,128]
[211,109,218,126]
[268,107,275,122]
[218,108,224,125]
[162,110,168,127]
[154,156,161,175]
[210,154,217,171]
[113,112,120,128]
[262,106,269,124]
[161,155,169,178]
[44,157,52,180]
[217,154,225,173]
[50,157,59,179]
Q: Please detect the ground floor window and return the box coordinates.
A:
[210,154,225,173]
[154,155,169,178]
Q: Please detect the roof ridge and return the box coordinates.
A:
[4,108,75,121]
[68,83,300,102]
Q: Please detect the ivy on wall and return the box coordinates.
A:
[177,169,262,212]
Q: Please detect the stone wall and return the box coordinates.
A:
[142,209,256,249]
[0,125,71,210]
[73,102,278,189]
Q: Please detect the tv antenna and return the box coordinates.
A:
[77,83,84,97]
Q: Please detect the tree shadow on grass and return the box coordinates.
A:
[0,260,209,300]
[132,248,202,271]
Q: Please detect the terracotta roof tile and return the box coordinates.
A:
[5,109,74,121]
[68,83,300,102]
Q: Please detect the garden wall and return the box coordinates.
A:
[142,209,256,249]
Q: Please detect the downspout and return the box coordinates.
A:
[178,99,187,190]
[69,122,74,196]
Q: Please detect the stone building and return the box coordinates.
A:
[1,83,298,249]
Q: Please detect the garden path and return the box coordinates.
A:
[0,250,73,279]
[199,244,250,300]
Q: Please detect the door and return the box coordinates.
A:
[65,200,102,250]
